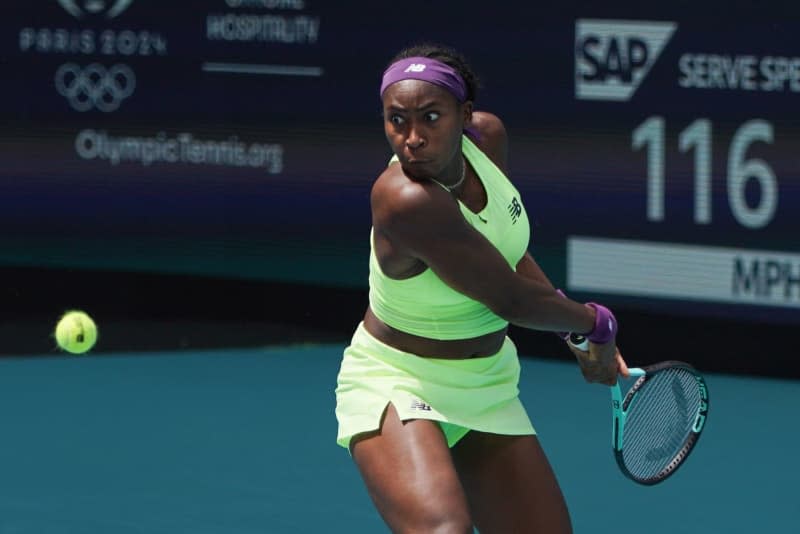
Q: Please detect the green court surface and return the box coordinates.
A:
[1,345,797,533]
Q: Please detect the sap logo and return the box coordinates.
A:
[575,19,677,101]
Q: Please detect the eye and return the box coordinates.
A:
[389,113,405,125]
[425,111,440,122]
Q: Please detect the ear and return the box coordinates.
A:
[462,100,474,128]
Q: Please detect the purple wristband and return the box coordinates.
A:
[584,303,617,344]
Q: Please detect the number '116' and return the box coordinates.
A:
[632,117,777,229]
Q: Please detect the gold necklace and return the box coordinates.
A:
[432,156,466,192]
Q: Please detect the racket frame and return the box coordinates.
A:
[612,360,709,485]
[567,334,709,485]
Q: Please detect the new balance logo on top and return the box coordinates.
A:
[575,19,677,101]
[404,63,427,73]
[411,399,432,411]
[508,197,522,224]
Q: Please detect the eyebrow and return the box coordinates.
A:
[386,101,440,113]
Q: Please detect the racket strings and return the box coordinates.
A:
[620,368,702,480]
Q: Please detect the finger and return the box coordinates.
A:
[579,365,594,383]
[582,361,614,385]
[580,363,603,384]
[616,352,630,377]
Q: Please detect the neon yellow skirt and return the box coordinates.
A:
[335,322,535,449]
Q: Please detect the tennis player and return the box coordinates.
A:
[335,43,628,533]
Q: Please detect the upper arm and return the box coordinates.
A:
[373,176,523,316]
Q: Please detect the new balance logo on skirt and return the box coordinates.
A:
[411,399,432,411]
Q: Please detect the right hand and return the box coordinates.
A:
[567,340,629,386]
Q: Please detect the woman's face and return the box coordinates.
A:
[382,80,471,180]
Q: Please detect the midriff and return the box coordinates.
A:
[363,306,508,359]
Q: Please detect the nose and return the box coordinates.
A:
[405,124,426,149]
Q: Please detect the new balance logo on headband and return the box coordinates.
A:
[575,19,677,101]
[404,63,427,73]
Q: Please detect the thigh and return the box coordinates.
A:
[350,403,473,533]
[451,432,572,534]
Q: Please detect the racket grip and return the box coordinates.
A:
[568,333,589,351]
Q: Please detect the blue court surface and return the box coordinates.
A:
[1,344,797,533]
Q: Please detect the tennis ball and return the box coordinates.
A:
[55,310,98,354]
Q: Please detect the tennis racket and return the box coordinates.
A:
[570,334,709,485]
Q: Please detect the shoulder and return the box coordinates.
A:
[471,111,508,141]
[468,111,509,171]
[371,163,459,230]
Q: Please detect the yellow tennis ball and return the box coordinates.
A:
[55,310,98,354]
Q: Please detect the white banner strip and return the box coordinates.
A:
[567,236,800,308]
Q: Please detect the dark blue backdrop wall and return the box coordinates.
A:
[2,2,799,375]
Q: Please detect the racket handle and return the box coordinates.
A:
[568,333,589,351]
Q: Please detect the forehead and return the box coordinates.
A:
[382,79,456,108]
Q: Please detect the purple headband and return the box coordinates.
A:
[379,56,467,102]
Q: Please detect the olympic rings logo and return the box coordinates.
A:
[57,0,134,19]
[55,63,136,112]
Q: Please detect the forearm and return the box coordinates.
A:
[512,251,622,383]
[510,251,612,340]
[494,276,596,334]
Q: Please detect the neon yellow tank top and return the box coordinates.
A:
[368,134,530,340]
